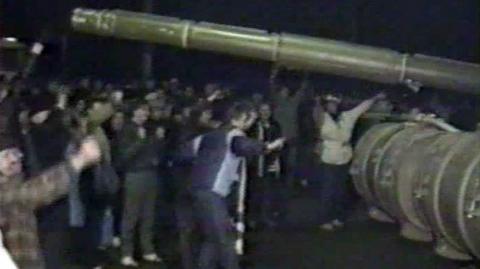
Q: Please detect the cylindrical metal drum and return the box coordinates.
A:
[457,150,480,259]
[375,126,442,242]
[351,123,405,211]
[415,132,480,260]
[353,121,480,260]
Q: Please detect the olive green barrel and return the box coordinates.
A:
[71,8,480,94]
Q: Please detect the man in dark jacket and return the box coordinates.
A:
[24,93,74,269]
[247,103,284,228]
[184,103,286,269]
[119,102,162,267]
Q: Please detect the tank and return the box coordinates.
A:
[351,123,405,209]
[374,125,442,242]
[352,122,480,261]
[414,132,480,260]
[70,8,480,94]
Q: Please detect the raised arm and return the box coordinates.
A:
[0,138,101,209]
[345,93,386,121]
[268,65,281,101]
[293,72,311,103]
[231,136,265,157]
[232,136,286,157]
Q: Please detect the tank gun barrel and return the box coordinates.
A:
[71,8,480,93]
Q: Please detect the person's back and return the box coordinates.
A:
[190,129,238,197]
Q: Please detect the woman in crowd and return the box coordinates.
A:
[313,92,386,231]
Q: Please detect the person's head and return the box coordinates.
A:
[258,103,272,121]
[169,78,179,92]
[47,80,60,93]
[223,86,233,97]
[155,126,166,140]
[150,108,162,121]
[70,115,88,138]
[110,90,124,105]
[82,97,109,127]
[172,107,183,123]
[409,107,421,116]
[28,93,56,125]
[86,96,106,114]
[104,83,114,92]
[76,99,86,113]
[182,106,193,120]
[79,78,91,89]
[227,103,256,131]
[19,110,30,129]
[158,104,173,119]
[170,78,179,85]
[323,95,341,115]
[111,111,125,131]
[185,86,195,98]
[145,79,156,91]
[375,99,394,114]
[31,110,51,125]
[204,83,217,96]
[199,107,213,123]
[93,80,104,91]
[131,102,150,125]
[0,82,9,102]
[156,88,166,98]
[252,93,264,104]
[279,86,290,98]
[0,148,23,178]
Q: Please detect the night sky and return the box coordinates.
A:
[1,0,479,93]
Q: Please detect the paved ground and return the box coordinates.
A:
[68,194,474,269]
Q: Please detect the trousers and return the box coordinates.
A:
[121,170,158,257]
[193,190,239,269]
[312,163,349,224]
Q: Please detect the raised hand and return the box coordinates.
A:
[70,137,102,171]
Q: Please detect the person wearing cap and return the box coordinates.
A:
[314,92,386,231]
[0,132,102,269]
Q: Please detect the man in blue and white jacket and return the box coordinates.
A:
[185,102,285,269]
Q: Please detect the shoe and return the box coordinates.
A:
[143,253,162,263]
[320,223,335,231]
[120,256,139,267]
[332,219,345,228]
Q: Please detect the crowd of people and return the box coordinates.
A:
[0,65,471,269]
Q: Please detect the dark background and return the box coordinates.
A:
[1,0,479,95]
